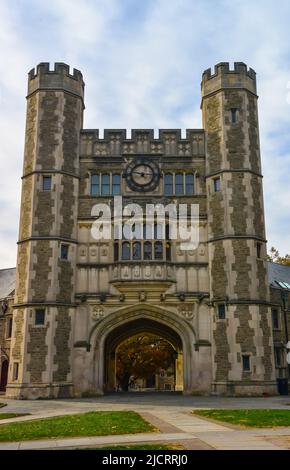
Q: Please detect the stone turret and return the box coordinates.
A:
[202,62,276,395]
[6,63,84,398]
[202,62,256,95]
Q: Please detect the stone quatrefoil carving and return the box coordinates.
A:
[178,305,194,321]
[91,306,105,321]
[90,302,194,325]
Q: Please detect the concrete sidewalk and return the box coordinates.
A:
[0,395,290,450]
[0,409,289,450]
[0,432,197,450]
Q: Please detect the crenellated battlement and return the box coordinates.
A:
[28,62,83,82]
[27,62,84,99]
[81,128,204,141]
[201,62,257,97]
[80,129,205,157]
[202,62,256,82]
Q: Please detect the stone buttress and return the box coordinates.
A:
[202,62,276,395]
[6,63,84,398]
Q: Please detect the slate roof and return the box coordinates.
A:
[267,261,290,289]
[0,268,16,299]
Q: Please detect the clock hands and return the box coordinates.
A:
[132,170,153,177]
[125,159,160,192]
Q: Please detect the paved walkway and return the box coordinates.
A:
[0,393,290,450]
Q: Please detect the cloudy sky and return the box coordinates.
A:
[0,0,290,269]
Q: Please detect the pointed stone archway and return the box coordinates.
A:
[104,318,183,392]
[87,304,198,395]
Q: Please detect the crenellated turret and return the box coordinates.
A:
[203,62,276,395]
[28,62,84,96]
[202,62,256,95]
[6,63,84,399]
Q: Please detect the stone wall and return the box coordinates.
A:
[53,307,72,382]
[27,321,49,383]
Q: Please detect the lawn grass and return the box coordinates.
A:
[0,411,155,442]
[193,409,290,427]
[79,444,184,450]
[0,413,29,420]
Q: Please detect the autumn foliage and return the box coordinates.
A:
[116,334,176,391]
[267,247,290,266]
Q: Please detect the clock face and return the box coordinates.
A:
[124,159,161,192]
[131,164,154,186]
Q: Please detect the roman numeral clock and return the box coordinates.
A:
[124,158,161,192]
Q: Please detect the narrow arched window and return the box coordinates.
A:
[213,177,221,192]
[122,242,131,260]
[164,174,173,195]
[144,242,152,260]
[165,224,170,240]
[166,242,171,261]
[133,242,141,260]
[101,174,110,196]
[154,223,164,240]
[144,223,153,240]
[114,242,119,261]
[185,174,194,195]
[154,241,163,260]
[91,174,99,196]
[112,174,121,195]
[231,108,238,123]
[134,223,142,240]
[175,173,184,195]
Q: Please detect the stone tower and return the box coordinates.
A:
[202,62,276,394]
[6,63,84,398]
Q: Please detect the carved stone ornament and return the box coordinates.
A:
[178,305,194,321]
[139,291,147,302]
[1,300,8,315]
[91,306,105,321]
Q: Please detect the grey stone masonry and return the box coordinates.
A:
[1,62,281,399]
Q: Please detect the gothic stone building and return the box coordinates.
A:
[0,62,289,399]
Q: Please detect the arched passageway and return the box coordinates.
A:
[104,319,183,392]
[72,304,206,396]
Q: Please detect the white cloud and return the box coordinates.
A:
[0,1,32,268]
[38,0,121,60]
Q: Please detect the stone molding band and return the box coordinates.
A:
[76,262,209,268]
[201,87,258,105]
[13,302,77,308]
[26,88,85,109]
[22,170,80,180]
[208,235,267,243]
[211,299,272,306]
[17,236,78,245]
[205,168,263,178]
